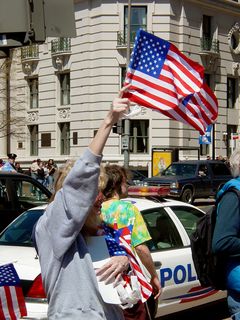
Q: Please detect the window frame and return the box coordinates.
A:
[124,5,147,43]
[59,122,70,155]
[59,72,70,106]
[29,125,38,156]
[28,77,39,109]
[227,77,237,109]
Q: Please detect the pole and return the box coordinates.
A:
[6,55,11,155]
[123,0,131,168]
[212,124,215,160]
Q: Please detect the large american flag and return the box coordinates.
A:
[124,29,218,135]
[0,264,27,320]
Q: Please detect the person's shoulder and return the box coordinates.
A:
[119,199,139,211]
[220,189,240,205]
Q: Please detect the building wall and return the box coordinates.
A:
[0,0,240,175]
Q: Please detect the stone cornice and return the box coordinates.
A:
[185,0,240,15]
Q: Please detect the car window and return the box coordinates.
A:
[0,209,44,246]
[209,163,231,176]
[163,163,196,176]
[141,207,183,251]
[170,206,204,237]
[12,179,49,210]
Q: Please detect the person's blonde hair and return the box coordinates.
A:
[49,160,108,236]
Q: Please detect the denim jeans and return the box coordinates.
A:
[228,289,240,320]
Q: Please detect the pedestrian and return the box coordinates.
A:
[1,153,17,172]
[212,148,240,320]
[36,160,45,185]
[100,164,162,320]
[15,162,24,174]
[46,159,57,192]
[34,86,131,319]
[31,159,41,180]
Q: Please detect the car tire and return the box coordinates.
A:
[181,188,193,204]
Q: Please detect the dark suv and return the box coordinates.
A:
[143,160,232,203]
[0,171,51,231]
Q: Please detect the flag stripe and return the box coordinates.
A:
[167,48,203,92]
[126,84,206,133]
[5,287,17,320]
[0,298,5,319]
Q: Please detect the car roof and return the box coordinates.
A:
[25,197,200,214]
[0,171,27,177]
[170,160,225,164]
[122,197,201,211]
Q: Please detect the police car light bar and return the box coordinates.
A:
[128,185,170,197]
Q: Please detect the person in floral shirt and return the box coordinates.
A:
[101,165,161,320]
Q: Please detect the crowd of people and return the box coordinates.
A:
[0,153,58,192]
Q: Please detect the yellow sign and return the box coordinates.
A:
[152,151,172,177]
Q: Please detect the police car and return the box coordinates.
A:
[0,196,226,319]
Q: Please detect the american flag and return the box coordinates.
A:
[106,221,152,303]
[0,264,27,320]
[124,29,218,135]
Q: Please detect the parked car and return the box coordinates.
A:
[0,171,51,231]
[143,160,232,203]
[0,198,226,318]
[129,169,148,186]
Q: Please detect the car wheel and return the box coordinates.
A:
[181,188,193,204]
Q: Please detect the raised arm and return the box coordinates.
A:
[89,85,130,156]
[36,87,130,259]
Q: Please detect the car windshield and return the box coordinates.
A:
[0,209,44,246]
[162,163,197,177]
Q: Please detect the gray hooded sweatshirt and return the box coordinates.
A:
[35,148,124,319]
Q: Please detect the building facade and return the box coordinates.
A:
[0,0,240,175]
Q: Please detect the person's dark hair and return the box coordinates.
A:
[102,165,129,199]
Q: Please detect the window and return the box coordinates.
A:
[202,15,212,50]
[59,122,70,155]
[73,132,78,145]
[171,206,204,238]
[209,163,231,176]
[121,67,127,87]
[227,77,237,109]
[200,144,209,157]
[142,208,183,251]
[122,120,149,154]
[28,77,38,109]
[29,125,38,156]
[59,73,70,105]
[227,125,238,157]
[124,6,147,43]
[41,133,51,147]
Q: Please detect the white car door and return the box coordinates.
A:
[142,205,222,317]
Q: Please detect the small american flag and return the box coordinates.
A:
[0,264,27,320]
[108,221,152,303]
[125,29,218,135]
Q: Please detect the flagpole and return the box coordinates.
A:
[212,124,215,160]
[123,0,131,168]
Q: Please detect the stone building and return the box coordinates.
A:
[0,0,240,176]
